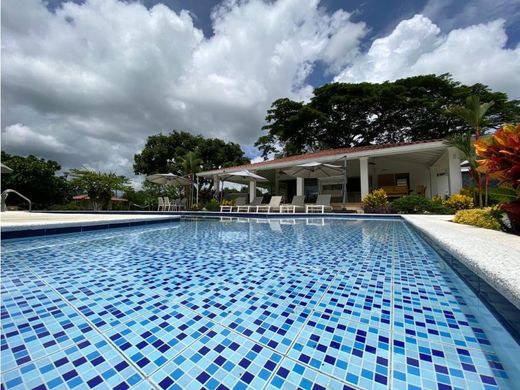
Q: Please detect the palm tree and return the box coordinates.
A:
[450,95,494,140]
[446,95,494,206]
[179,151,202,208]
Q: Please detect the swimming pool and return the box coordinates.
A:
[1,217,519,389]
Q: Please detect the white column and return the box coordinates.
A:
[429,167,437,197]
[214,175,220,199]
[296,177,304,196]
[360,157,369,199]
[249,180,256,203]
[447,147,462,195]
[274,169,280,195]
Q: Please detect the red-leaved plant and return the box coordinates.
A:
[475,123,520,233]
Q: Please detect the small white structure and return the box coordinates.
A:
[197,140,463,208]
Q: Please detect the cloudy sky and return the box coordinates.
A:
[2,0,519,181]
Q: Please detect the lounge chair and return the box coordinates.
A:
[236,196,263,212]
[306,194,333,213]
[220,196,246,212]
[279,195,305,213]
[256,196,282,213]
[231,197,247,212]
[178,198,187,211]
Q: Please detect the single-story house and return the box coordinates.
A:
[197,140,463,208]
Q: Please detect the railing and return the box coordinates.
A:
[1,189,32,211]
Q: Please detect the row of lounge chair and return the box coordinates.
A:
[158,197,187,211]
[220,194,333,213]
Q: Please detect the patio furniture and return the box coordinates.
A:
[163,196,173,211]
[280,195,305,213]
[381,185,408,198]
[157,197,165,211]
[232,197,247,212]
[416,185,427,196]
[256,196,282,213]
[178,198,187,211]
[236,196,263,212]
[306,194,333,213]
[220,196,246,212]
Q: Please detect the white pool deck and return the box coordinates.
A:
[1,211,519,310]
[0,211,179,231]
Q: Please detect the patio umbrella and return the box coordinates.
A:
[218,169,268,184]
[283,161,343,178]
[1,163,13,174]
[146,173,192,186]
[217,170,268,202]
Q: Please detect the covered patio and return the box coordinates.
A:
[197,140,463,210]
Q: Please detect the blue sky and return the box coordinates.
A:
[2,0,520,175]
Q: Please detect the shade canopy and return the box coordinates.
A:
[283,161,343,178]
[218,169,268,184]
[1,163,13,174]
[146,173,192,186]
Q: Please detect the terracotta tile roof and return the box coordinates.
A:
[201,139,444,174]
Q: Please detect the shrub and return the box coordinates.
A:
[362,189,393,213]
[427,203,454,215]
[453,208,501,230]
[391,195,432,214]
[444,194,474,211]
[203,199,220,211]
[431,195,444,205]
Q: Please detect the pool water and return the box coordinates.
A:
[1,218,519,389]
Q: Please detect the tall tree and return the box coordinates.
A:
[1,151,72,209]
[256,74,520,159]
[179,151,202,207]
[134,131,249,201]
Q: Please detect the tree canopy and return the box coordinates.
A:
[256,74,520,159]
[1,151,72,209]
[69,169,130,210]
[134,130,250,199]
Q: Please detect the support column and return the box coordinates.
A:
[214,175,220,200]
[429,167,437,197]
[296,177,304,196]
[447,147,462,195]
[274,169,280,195]
[360,157,369,199]
[249,180,256,203]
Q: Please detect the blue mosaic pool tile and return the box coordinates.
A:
[106,303,215,375]
[1,282,96,371]
[286,310,390,390]
[150,325,282,389]
[2,218,518,390]
[392,333,508,390]
[1,334,143,389]
[222,294,314,354]
[266,357,357,390]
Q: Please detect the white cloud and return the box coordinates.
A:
[334,15,520,99]
[1,0,365,178]
[2,1,519,183]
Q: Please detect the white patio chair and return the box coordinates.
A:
[157,197,164,211]
[163,196,173,211]
[306,194,333,213]
[232,197,247,212]
[256,196,282,213]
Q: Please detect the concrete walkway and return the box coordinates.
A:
[0,211,178,231]
[403,214,520,309]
